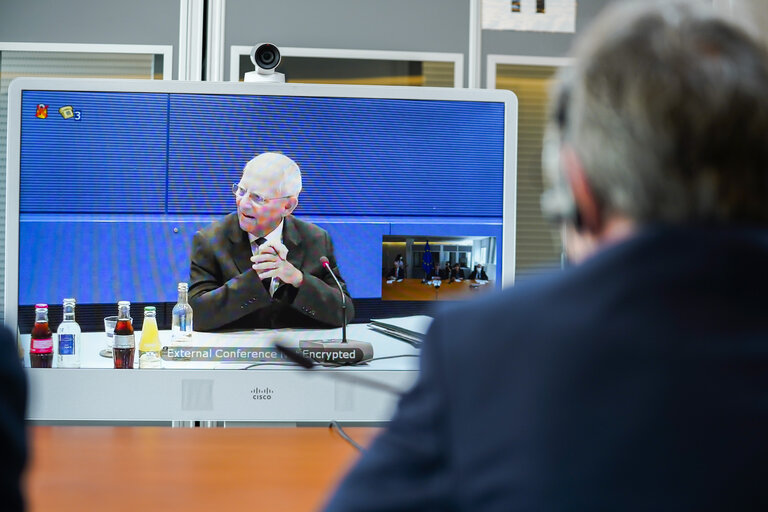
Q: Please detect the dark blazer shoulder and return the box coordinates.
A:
[198,212,239,237]
[286,215,329,238]
[193,212,246,251]
[195,214,331,253]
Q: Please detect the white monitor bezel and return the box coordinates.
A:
[4,77,517,423]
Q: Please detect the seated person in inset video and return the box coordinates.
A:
[421,260,438,283]
[450,263,465,281]
[439,262,452,280]
[469,264,488,281]
[386,254,405,281]
[429,261,442,280]
[189,152,353,331]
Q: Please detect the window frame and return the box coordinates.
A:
[229,46,464,88]
[485,54,572,273]
[485,54,572,90]
[0,42,174,80]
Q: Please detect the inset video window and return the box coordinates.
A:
[381,235,497,302]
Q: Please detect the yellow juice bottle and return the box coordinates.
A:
[138,306,162,369]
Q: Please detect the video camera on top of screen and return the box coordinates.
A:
[244,43,285,83]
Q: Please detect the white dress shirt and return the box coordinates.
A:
[248,220,285,296]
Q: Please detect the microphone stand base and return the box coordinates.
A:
[299,339,374,365]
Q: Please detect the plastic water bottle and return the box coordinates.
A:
[171,282,193,341]
[56,298,81,368]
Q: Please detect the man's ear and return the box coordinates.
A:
[561,146,602,234]
[283,197,298,216]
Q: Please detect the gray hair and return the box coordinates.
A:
[243,152,303,197]
[562,0,768,224]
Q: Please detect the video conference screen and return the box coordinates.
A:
[13,84,508,336]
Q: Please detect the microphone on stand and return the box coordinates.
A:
[320,256,349,343]
[297,256,373,364]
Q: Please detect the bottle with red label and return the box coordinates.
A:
[30,304,53,368]
[112,301,135,369]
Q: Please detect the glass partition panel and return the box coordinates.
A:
[0,49,166,322]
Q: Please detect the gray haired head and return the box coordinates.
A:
[559,0,768,225]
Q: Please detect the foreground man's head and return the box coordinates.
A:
[545,0,768,262]
[324,3,768,511]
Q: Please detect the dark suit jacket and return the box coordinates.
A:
[189,213,354,331]
[325,225,768,511]
[469,269,488,280]
[0,326,27,512]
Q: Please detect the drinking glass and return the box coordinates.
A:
[102,316,118,357]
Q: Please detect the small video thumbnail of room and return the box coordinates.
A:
[381,235,497,302]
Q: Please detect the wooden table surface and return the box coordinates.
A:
[25,426,379,512]
[381,277,495,301]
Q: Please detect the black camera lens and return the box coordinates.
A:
[255,44,280,70]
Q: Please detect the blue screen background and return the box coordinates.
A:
[19,90,505,305]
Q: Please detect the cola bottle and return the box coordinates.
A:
[30,304,53,368]
[112,301,135,369]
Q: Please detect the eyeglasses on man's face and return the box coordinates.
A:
[232,184,292,206]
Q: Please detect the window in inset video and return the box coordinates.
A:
[381,235,497,301]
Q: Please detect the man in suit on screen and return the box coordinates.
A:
[189,152,353,331]
[324,1,768,510]
[469,264,488,281]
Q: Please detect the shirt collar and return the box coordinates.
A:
[248,220,284,247]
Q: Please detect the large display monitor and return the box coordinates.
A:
[5,77,517,423]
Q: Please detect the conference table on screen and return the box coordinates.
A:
[20,320,426,370]
[381,277,494,301]
[26,425,380,512]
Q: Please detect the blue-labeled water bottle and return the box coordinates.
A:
[56,298,81,368]
[171,282,193,342]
